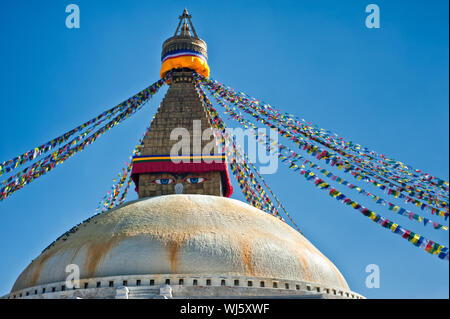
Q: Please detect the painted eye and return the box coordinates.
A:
[184,177,207,184]
[152,178,175,185]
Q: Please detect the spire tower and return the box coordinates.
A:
[131,10,232,199]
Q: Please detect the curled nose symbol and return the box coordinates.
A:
[175,183,183,194]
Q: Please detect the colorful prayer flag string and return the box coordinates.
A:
[197,82,302,230]
[196,75,449,206]
[213,96,448,229]
[199,86,448,260]
[0,81,161,177]
[0,77,167,201]
[96,108,163,213]
[198,78,449,218]
[204,75,450,196]
[205,79,449,205]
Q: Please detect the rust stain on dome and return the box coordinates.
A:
[85,237,121,278]
[30,247,61,288]
[240,240,254,276]
[70,245,83,264]
[292,248,312,282]
[167,240,183,273]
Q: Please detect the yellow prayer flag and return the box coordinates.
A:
[411,233,420,244]
[433,245,443,255]
[390,223,398,232]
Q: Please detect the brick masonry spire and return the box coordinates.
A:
[131,11,232,199]
[131,70,232,199]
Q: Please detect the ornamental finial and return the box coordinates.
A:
[173,8,198,38]
[160,9,209,78]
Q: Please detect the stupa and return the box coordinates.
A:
[4,9,363,299]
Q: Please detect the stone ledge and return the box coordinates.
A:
[4,273,364,300]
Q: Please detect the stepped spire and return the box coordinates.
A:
[131,11,231,199]
[131,69,232,198]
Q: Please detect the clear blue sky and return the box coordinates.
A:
[0,0,448,298]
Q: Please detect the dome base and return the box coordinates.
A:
[4,273,363,299]
[10,195,362,299]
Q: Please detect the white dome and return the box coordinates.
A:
[12,195,350,293]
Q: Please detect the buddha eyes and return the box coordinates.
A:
[151,177,207,185]
[184,177,207,184]
[152,178,175,185]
